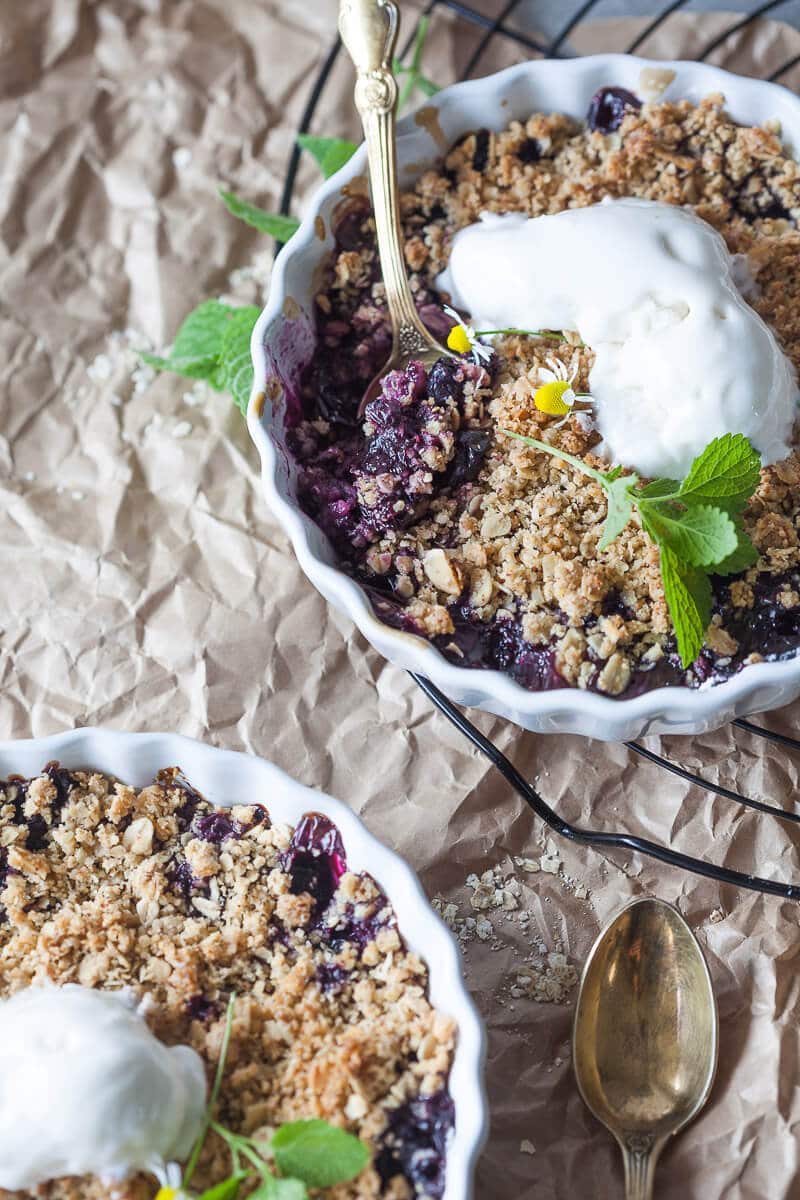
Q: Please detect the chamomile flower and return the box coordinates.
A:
[443,305,493,365]
[534,357,593,427]
[154,1161,190,1199]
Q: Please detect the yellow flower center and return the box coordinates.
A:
[154,1189,180,1200]
[446,324,472,355]
[534,380,572,416]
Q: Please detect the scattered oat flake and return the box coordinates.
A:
[512,951,578,1004]
[520,1139,536,1155]
[87,353,113,382]
[172,420,192,439]
[515,857,540,873]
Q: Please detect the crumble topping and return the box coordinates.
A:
[0,767,456,1200]
[292,93,800,696]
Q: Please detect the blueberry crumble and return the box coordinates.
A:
[0,767,456,1200]
[288,92,800,697]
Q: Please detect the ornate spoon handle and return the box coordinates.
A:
[338,0,433,357]
[622,1134,662,1200]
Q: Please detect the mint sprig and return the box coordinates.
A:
[206,1119,369,1199]
[219,191,300,242]
[502,431,762,668]
[170,991,369,1200]
[184,992,238,1189]
[394,15,440,109]
[297,134,358,179]
[142,301,260,415]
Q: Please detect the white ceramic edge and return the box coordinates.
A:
[0,730,487,1200]
[248,53,800,741]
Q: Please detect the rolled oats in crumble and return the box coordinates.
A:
[0,766,456,1200]
[289,91,800,697]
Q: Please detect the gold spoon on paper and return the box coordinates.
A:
[338,0,454,416]
[573,898,718,1199]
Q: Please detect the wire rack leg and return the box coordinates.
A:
[411,674,800,901]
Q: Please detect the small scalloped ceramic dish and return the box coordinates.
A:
[248,54,800,741]
[0,729,486,1200]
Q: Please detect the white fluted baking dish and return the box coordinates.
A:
[0,729,487,1200]
[247,53,800,741]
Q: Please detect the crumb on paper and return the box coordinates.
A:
[172,145,192,169]
[432,852,583,1005]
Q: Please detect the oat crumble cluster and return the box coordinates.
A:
[291,92,800,697]
[0,766,456,1200]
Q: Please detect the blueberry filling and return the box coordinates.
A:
[471,128,491,173]
[44,763,75,812]
[316,962,350,993]
[295,357,490,554]
[4,778,27,824]
[193,811,243,845]
[376,1090,455,1199]
[517,135,541,163]
[0,848,8,925]
[25,814,49,853]
[186,994,219,1022]
[445,429,492,489]
[319,896,392,952]
[167,856,209,900]
[586,85,642,133]
[280,814,348,915]
[157,769,206,831]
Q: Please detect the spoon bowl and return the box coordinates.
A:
[573,898,718,1198]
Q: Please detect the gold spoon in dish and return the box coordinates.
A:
[573,897,718,1200]
[338,0,454,417]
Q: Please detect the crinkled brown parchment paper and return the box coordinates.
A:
[3,2,800,1197]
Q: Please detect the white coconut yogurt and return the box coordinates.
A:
[439,198,799,479]
[0,984,207,1190]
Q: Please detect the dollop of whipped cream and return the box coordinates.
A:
[0,985,207,1190]
[439,198,799,479]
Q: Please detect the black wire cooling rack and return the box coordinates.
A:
[278,0,800,900]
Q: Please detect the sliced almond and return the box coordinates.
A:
[422,548,463,596]
[480,510,512,540]
[123,816,154,857]
[469,568,493,608]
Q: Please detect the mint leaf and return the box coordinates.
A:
[660,547,712,668]
[712,519,759,576]
[249,1181,307,1200]
[639,500,737,568]
[415,73,440,97]
[198,1177,247,1200]
[636,478,680,500]
[139,302,260,411]
[219,190,300,241]
[271,1120,370,1188]
[599,475,636,550]
[297,134,358,179]
[678,432,762,512]
[141,300,239,382]
[220,305,260,415]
